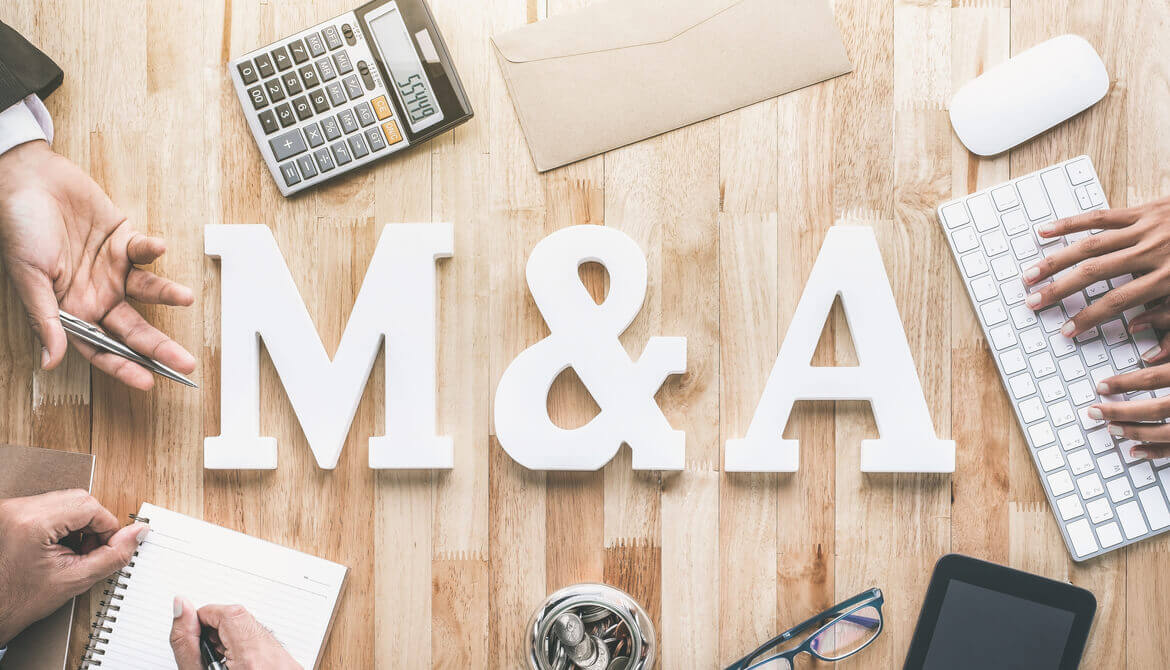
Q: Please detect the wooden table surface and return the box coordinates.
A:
[2,0,1168,668]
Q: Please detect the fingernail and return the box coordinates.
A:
[1088,407,1103,420]
[1038,224,1055,236]
[1026,293,1043,308]
[135,524,151,544]
[1108,424,1124,437]
[173,596,183,618]
[1132,447,1148,459]
[1023,267,1042,282]
[1097,382,1111,394]
[40,347,50,368]
[1143,345,1162,362]
[1061,322,1076,337]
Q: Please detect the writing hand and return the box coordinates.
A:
[0,140,195,390]
[0,490,148,646]
[171,600,302,670]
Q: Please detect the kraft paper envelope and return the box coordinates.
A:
[492,0,852,172]
[0,444,95,670]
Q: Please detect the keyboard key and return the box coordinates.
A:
[281,71,303,96]
[1081,340,1108,366]
[292,96,313,121]
[1029,352,1057,378]
[278,161,300,187]
[288,38,309,64]
[1077,473,1104,499]
[1017,176,1053,220]
[321,116,341,140]
[991,256,1017,280]
[1066,518,1098,557]
[1058,356,1086,382]
[1102,319,1127,346]
[310,89,331,114]
[274,102,296,128]
[1090,365,1116,391]
[264,78,286,102]
[247,85,267,110]
[303,122,324,148]
[1087,428,1113,454]
[1037,446,1064,471]
[1001,279,1026,305]
[1086,497,1113,523]
[1002,209,1029,235]
[382,120,403,145]
[269,128,308,161]
[355,102,377,127]
[305,33,326,57]
[1086,182,1106,207]
[237,61,259,84]
[941,202,970,228]
[343,74,363,99]
[323,25,344,50]
[981,301,1007,326]
[1048,470,1074,496]
[1041,168,1080,219]
[1057,494,1084,521]
[313,147,335,172]
[1075,186,1093,210]
[982,231,1009,256]
[1010,305,1038,329]
[255,53,275,78]
[1050,333,1076,357]
[1159,465,1170,491]
[1010,374,1037,399]
[299,64,320,89]
[1000,348,1026,374]
[1085,280,1109,297]
[1069,380,1095,405]
[1066,158,1094,185]
[953,228,979,256]
[365,127,387,152]
[1111,343,1139,370]
[1019,397,1045,422]
[1062,291,1087,317]
[372,95,394,120]
[1078,406,1104,430]
[1049,400,1075,427]
[1096,521,1123,548]
[331,140,352,165]
[326,81,348,106]
[338,109,360,134]
[989,324,1016,350]
[968,194,998,231]
[992,186,1019,211]
[1038,306,1065,333]
[1121,440,1144,464]
[1057,425,1084,451]
[316,57,338,82]
[1107,475,1134,502]
[1112,274,1134,288]
[271,46,292,71]
[1117,500,1149,538]
[347,133,369,158]
[296,153,317,178]
[1029,422,1056,447]
[1124,304,1146,323]
[1011,234,1038,259]
[1097,452,1123,477]
[1131,461,1156,488]
[257,109,279,135]
[1068,448,1094,475]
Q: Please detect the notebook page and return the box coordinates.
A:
[92,503,347,669]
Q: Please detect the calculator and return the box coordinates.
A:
[229,0,473,196]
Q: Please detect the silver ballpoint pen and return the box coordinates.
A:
[58,309,198,388]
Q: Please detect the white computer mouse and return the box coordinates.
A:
[949,34,1109,156]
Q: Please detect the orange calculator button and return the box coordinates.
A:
[382,120,403,145]
[371,96,393,120]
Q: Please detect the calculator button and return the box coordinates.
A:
[316,57,337,82]
[274,102,296,128]
[313,147,335,172]
[270,46,292,71]
[310,89,331,114]
[279,162,301,187]
[303,123,325,148]
[296,154,318,178]
[348,133,369,159]
[237,61,259,84]
[292,96,313,121]
[281,71,303,96]
[305,33,326,57]
[257,109,280,135]
[321,116,342,140]
[326,81,347,106]
[255,53,275,78]
[288,39,309,64]
[264,78,286,102]
[364,127,387,152]
[331,140,352,165]
[269,128,308,161]
[323,26,343,50]
[334,51,353,75]
[338,109,360,134]
[247,85,267,110]
[298,64,320,89]
[355,102,376,127]
[371,96,393,120]
[342,75,363,100]
[381,120,402,145]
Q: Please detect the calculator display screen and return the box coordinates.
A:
[367,5,445,133]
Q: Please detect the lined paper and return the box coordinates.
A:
[91,503,346,669]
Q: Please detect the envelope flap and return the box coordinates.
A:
[493,0,743,63]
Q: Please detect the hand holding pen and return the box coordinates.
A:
[170,599,302,670]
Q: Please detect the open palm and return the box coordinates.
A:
[0,141,195,389]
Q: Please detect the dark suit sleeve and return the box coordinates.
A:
[0,20,63,111]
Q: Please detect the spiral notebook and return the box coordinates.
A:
[81,503,347,669]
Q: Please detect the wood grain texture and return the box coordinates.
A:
[0,0,1167,668]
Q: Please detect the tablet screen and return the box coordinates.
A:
[922,580,1076,670]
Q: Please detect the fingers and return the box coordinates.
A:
[1103,421,1170,445]
[39,489,121,544]
[66,522,148,589]
[197,604,274,651]
[1130,443,1170,460]
[100,302,196,374]
[1024,230,1131,286]
[1101,364,1170,395]
[170,597,204,670]
[69,337,156,390]
[1023,249,1131,311]
[1056,273,1167,337]
[8,265,68,369]
[1036,207,1141,240]
[1092,396,1170,423]
[126,268,194,306]
[126,233,167,265]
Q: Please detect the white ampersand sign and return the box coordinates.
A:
[494,225,688,471]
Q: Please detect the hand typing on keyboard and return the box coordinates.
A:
[1023,196,1170,458]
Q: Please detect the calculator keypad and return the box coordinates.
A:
[232,13,409,192]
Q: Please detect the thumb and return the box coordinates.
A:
[68,522,148,588]
[10,267,67,369]
[170,597,204,670]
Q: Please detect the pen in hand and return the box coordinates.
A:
[200,627,226,670]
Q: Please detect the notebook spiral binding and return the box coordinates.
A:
[79,513,150,669]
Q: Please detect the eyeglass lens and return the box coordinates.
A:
[808,605,882,660]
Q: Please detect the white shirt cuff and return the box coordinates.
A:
[0,644,7,660]
[0,94,54,156]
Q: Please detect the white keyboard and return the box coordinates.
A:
[938,156,1170,561]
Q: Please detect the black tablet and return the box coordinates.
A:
[903,554,1096,670]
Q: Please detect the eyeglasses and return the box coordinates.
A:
[725,588,884,670]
